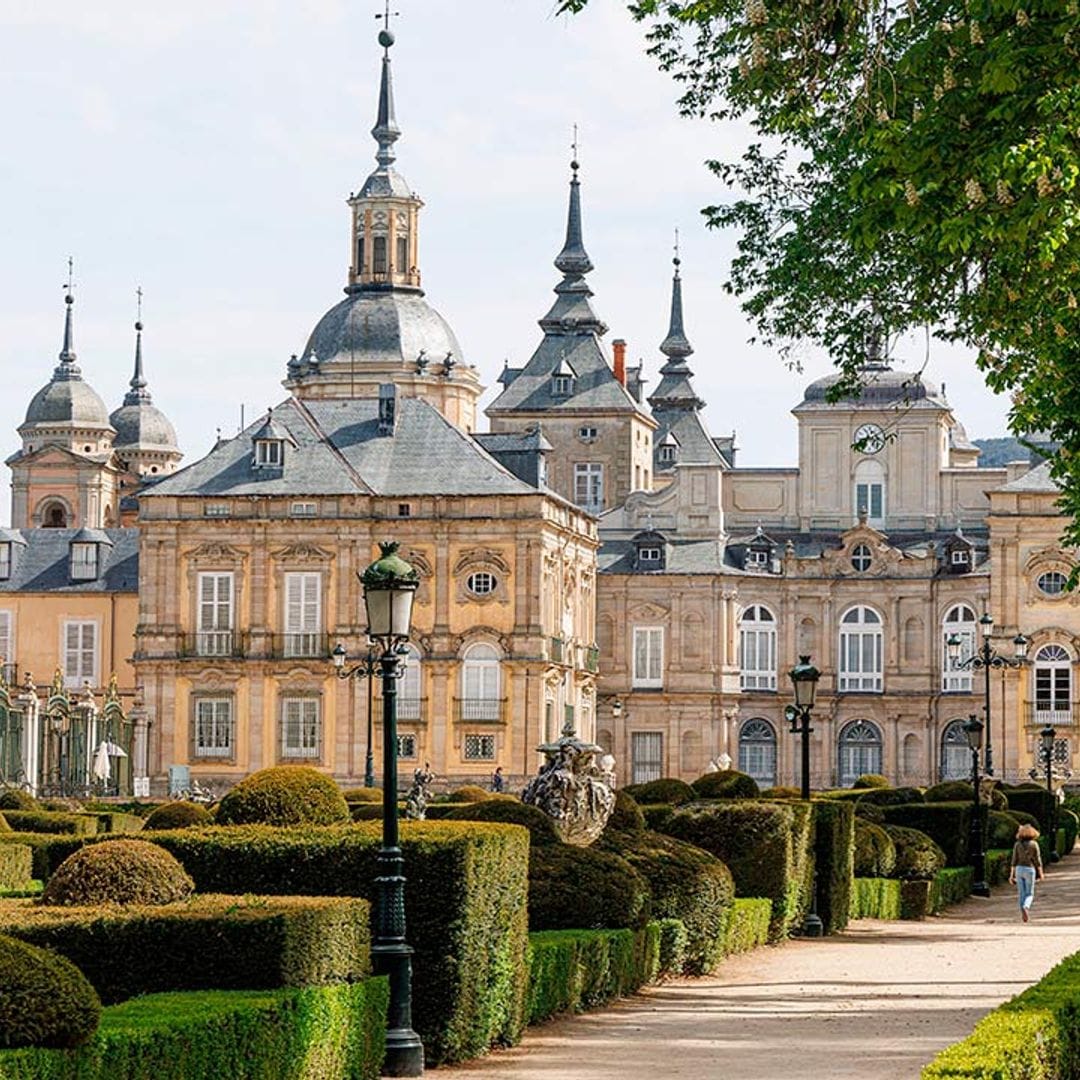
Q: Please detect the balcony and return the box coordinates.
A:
[1025,701,1078,727]
[274,633,331,661]
[396,697,426,723]
[455,697,507,724]
[183,631,245,659]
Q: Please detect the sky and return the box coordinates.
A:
[0,0,1013,523]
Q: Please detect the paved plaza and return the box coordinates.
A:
[444,856,1080,1079]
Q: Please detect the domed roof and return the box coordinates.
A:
[801,365,943,407]
[109,401,179,452]
[299,288,464,370]
[24,374,112,430]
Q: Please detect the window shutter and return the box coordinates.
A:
[285,575,302,634]
[0,613,10,666]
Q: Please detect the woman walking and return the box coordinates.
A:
[1009,823,1044,922]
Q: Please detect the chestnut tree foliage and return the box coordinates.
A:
[559,0,1080,543]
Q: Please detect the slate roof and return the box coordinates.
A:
[796,364,948,411]
[0,529,138,593]
[141,395,539,499]
[998,461,1059,494]
[653,409,726,469]
[598,539,726,575]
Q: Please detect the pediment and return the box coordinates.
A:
[454,547,512,576]
[628,601,670,621]
[272,543,333,564]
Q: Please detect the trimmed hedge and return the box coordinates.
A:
[850,877,902,919]
[857,786,926,807]
[882,802,971,867]
[852,774,890,789]
[41,841,194,908]
[925,781,1008,811]
[655,918,688,977]
[813,799,855,935]
[143,823,529,1067]
[0,835,86,881]
[0,895,371,1005]
[341,788,382,804]
[723,898,771,955]
[81,813,145,835]
[988,809,1024,849]
[623,779,696,806]
[0,846,31,891]
[0,982,388,1080]
[0,792,36,812]
[1000,784,1056,835]
[524,924,660,1026]
[602,790,646,835]
[640,804,675,831]
[662,800,814,941]
[850,868,976,922]
[528,844,651,931]
[854,820,897,878]
[987,848,1012,887]
[883,825,947,880]
[690,770,760,800]
[921,950,1080,1079]
[760,786,802,799]
[600,830,734,974]
[0,812,98,837]
[217,766,350,827]
[143,803,213,831]
[446,786,491,803]
[929,867,975,913]
[444,799,560,846]
[1061,807,1079,855]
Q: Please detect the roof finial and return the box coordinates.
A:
[673,227,681,270]
[554,128,592,277]
[660,236,693,360]
[59,257,77,366]
[371,1,401,170]
[124,286,151,404]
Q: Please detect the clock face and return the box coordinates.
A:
[854,424,885,454]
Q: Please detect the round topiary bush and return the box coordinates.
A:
[882,824,946,880]
[216,766,349,827]
[601,830,733,974]
[854,820,897,877]
[143,801,214,831]
[341,787,382,803]
[0,789,37,812]
[988,809,1024,849]
[602,789,646,836]
[852,774,890,789]
[853,801,886,824]
[445,798,560,846]
[0,934,101,1048]
[857,786,926,807]
[41,839,195,907]
[528,844,651,931]
[760,786,802,799]
[623,778,697,806]
[924,780,1008,810]
[446,785,491,804]
[690,770,760,800]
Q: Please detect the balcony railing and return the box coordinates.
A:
[455,697,507,724]
[396,697,425,722]
[1025,701,1078,727]
[275,633,331,660]
[183,631,244,659]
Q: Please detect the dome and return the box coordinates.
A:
[24,372,112,430]
[109,401,179,452]
[801,366,943,406]
[300,289,464,371]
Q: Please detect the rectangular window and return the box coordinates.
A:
[632,627,664,688]
[356,235,365,273]
[638,547,662,562]
[280,697,320,759]
[631,731,663,784]
[0,611,12,678]
[197,572,234,656]
[746,549,768,566]
[397,734,417,759]
[70,542,98,581]
[255,440,282,466]
[942,630,975,692]
[204,504,231,518]
[552,374,573,396]
[398,503,411,518]
[62,621,97,689]
[855,482,884,524]
[283,572,321,657]
[194,697,233,758]
[396,235,408,275]
[740,629,778,690]
[290,502,317,517]
[0,543,10,580]
[573,463,604,513]
[838,630,884,691]
[951,550,970,566]
[373,235,388,275]
[464,734,496,760]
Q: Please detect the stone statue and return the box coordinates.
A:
[522,721,616,846]
[404,762,435,820]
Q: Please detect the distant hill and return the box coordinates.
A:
[973,437,1034,467]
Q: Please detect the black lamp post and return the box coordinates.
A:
[1039,723,1061,863]
[335,541,423,1077]
[962,714,991,897]
[333,642,380,789]
[946,616,1028,777]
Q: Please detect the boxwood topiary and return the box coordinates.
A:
[602,790,645,836]
[528,844,651,931]
[42,839,195,907]
[857,786,926,807]
[601,830,733,974]
[987,809,1024,849]
[444,798,560,846]
[0,812,8,832]
[446,785,491,804]
[882,824,946,880]
[852,774,890,789]
[144,802,213,831]
[853,801,886,824]
[0,934,101,1048]
[760,786,802,799]
[0,789,37,812]
[690,770,760,800]
[925,780,1008,810]
[854,820,897,877]
[623,778,696,806]
[341,787,382,803]
[216,766,349,827]
[881,802,971,866]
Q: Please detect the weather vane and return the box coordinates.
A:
[136,285,143,323]
[674,227,680,265]
[65,257,74,298]
[571,123,580,164]
[376,0,399,35]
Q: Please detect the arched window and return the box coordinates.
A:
[1034,643,1073,725]
[838,606,883,692]
[838,720,883,787]
[42,503,67,528]
[854,459,886,527]
[738,718,777,787]
[942,604,977,692]
[461,642,502,722]
[399,644,422,721]
[940,719,971,781]
[739,605,777,691]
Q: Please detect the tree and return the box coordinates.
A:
[559,0,1080,544]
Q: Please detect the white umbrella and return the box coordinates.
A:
[105,741,128,758]
[92,741,111,782]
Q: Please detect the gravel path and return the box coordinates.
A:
[440,855,1080,1079]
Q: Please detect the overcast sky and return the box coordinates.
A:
[0,0,1012,522]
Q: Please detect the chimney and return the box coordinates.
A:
[612,339,627,386]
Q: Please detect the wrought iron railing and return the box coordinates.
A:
[275,632,331,660]
[1025,701,1078,727]
[183,631,245,659]
[455,698,507,724]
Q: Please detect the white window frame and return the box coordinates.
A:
[738,718,778,787]
[630,731,664,784]
[204,504,231,518]
[838,606,884,692]
[0,543,11,580]
[0,611,13,676]
[194,697,234,759]
[552,374,573,396]
[290,501,317,518]
[62,620,98,690]
[632,626,664,689]
[399,645,422,721]
[951,549,970,566]
[197,572,234,657]
[466,572,496,596]
[255,440,282,466]
[746,549,769,567]
[638,546,662,563]
[573,463,604,513]
[854,459,886,527]
[1034,644,1073,725]
[283,572,321,657]
[739,605,778,691]
[70,542,98,581]
[464,733,496,760]
[837,720,884,787]
[850,544,873,572]
[942,604,977,692]
[461,643,502,721]
[1038,571,1068,596]
[280,696,320,759]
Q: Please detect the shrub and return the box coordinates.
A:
[813,799,855,935]
[0,984,388,1080]
[216,766,350,827]
[662,800,814,941]
[0,845,32,890]
[882,825,946,880]
[854,820,897,878]
[0,934,101,1049]
[852,774,890,789]
[857,786,926,807]
[0,790,36,812]
[446,785,491,803]
[0,895,371,1005]
[41,839,194,907]
[1061,807,1079,855]
[144,801,214,831]
[929,866,975,913]
[81,812,146,835]
[655,918,688,977]
[640,804,675,831]
[528,844,651,932]
[760,786,802,799]
[724,898,771,955]
[1000,784,1057,834]
[850,877,901,919]
[602,789,645,836]
[853,801,886,824]
[601,830,733,974]
[341,787,382,803]
[881,802,971,866]
[444,798,560,846]
[925,780,1008,810]
[1,811,98,836]
[988,809,1024,849]
[0,833,88,880]
[623,778,696,806]
[690,770,760,800]
[0,813,7,832]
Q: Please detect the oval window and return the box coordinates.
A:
[1037,571,1068,596]
[467,571,496,596]
[851,544,873,572]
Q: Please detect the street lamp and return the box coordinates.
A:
[946,618,1028,777]
[333,642,380,789]
[1039,723,1060,863]
[787,655,823,938]
[351,541,423,1076]
[962,714,991,897]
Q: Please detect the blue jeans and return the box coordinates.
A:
[1015,865,1037,911]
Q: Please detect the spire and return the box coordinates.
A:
[660,234,693,360]
[53,258,82,381]
[554,139,593,277]
[371,5,401,171]
[123,287,152,406]
[649,243,705,413]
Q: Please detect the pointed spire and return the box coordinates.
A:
[59,257,76,365]
[554,154,593,278]
[371,6,401,171]
[660,233,693,360]
[123,286,152,406]
[648,242,705,413]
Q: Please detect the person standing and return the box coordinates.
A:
[491,766,504,793]
[1009,823,1044,922]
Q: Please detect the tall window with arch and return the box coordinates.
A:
[853,459,886,528]
[738,718,777,787]
[838,720,883,787]
[1033,643,1073,726]
[460,642,502,722]
[739,605,778,691]
[838,606,884,692]
[940,719,971,781]
[398,644,422,721]
[942,604,977,692]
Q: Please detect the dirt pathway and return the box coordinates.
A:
[440,856,1080,1079]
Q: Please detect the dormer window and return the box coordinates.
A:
[70,542,98,581]
[951,549,970,567]
[659,444,678,464]
[639,547,662,563]
[633,530,667,571]
[552,374,573,396]
[0,543,10,581]
[746,549,769,567]
[255,439,283,467]
[251,416,295,470]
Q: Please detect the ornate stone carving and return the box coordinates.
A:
[272,543,333,564]
[404,762,435,820]
[186,542,247,564]
[522,722,616,846]
[454,548,512,576]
